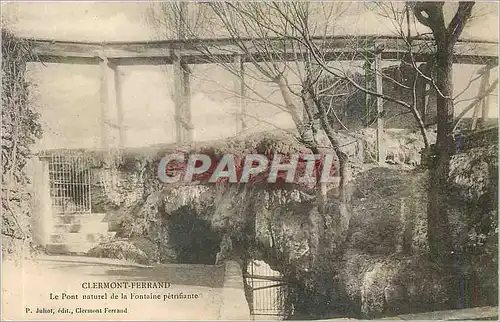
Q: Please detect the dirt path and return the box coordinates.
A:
[2,255,225,321]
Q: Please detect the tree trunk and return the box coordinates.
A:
[427,48,454,265]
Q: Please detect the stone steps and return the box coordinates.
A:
[52,222,111,233]
[49,232,116,244]
[53,213,107,225]
[46,213,118,255]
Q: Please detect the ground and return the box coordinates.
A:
[2,255,250,321]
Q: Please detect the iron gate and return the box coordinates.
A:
[244,260,289,318]
[46,153,92,214]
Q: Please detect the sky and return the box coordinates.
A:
[2,2,498,42]
[2,1,498,150]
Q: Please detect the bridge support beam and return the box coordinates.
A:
[234,55,247,134]
[99,57,110,150]
[173,50,193,144]
[113,67,125,148]
[415,63,430,126]
[471,65,492,130]
[99,57,125,150]
[480,65,491,128]
[374,51,385,165]
[363,54,374,128]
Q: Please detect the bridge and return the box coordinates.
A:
[26,35,499,65]
[24,35,498,150]
[24,34,499,266]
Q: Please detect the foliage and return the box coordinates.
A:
[1,29,42,255]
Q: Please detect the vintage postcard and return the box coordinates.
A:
[1,1,498,321]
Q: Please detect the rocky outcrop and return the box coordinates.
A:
[448,143,498,307]
[258,167,436,319]
[68,128,496,319]
[87,239,153,265]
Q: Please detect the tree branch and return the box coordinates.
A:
[411,2,446,44]
[452,78,498,132]
[447,2,475,47]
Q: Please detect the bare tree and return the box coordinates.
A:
[410,1,479,264]
[148,2,359,206]
[289,1,498,265]
[149,2,498,266]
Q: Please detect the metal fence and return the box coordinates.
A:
[47,153,92,214]
[244,260,289,318]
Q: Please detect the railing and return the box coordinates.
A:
[244,260,289,318]
[43,153,92,214]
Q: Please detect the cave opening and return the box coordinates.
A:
[166,206,221,265]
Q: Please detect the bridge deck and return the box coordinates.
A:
[26,35,498,65]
